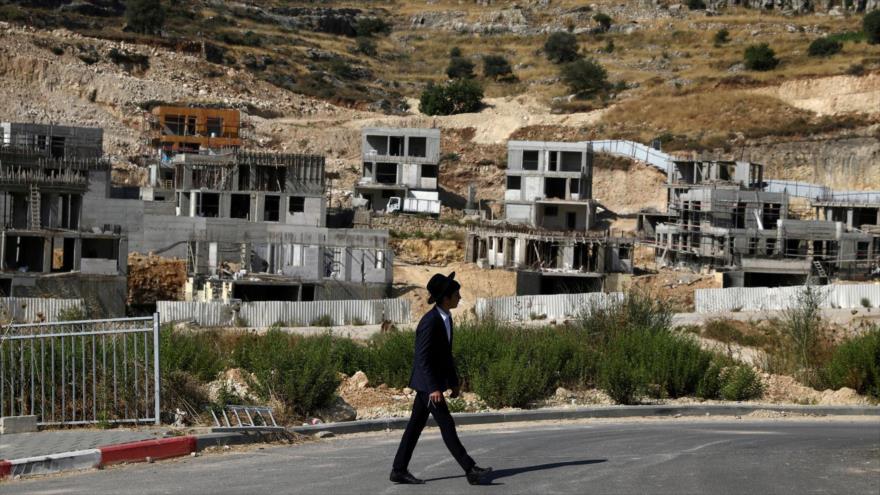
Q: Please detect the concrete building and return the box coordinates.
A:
[467,141,632,295]
[504,140,595,231]
[0,123,127,315]
[644,160,879,286]
[355,127,441,213]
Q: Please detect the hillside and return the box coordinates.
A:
[0,1,877,200]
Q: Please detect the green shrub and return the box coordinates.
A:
[861,297,872,308]
[697,362,723,399]
[560,58,610,99]
[781,285,825,375]
[365,330,415,388]
[846,63,866,76]
[419,79,484,116]
[330,337,370,376]
[233,330,339,415]
[688,0,706,10]
[125,0,165,35]
[57,305,88,322]
[808,37,842,57]
[483,54,514,81]
[159,328,225,382]
[310,314,333,327]
[714,28,730,45]
[597,334,641,404]
[356,37,377,56]
[544,31,580,63]
[744,43,779,71]
[356,17,392,37]
[602,40,615,53]
[473,348,549,408]
[446,56,475,79]
[864,10,880,44]
[821,329,880,398]
[719,366,764,401]
[593,13,612,32]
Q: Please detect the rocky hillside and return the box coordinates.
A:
[0,1,877,202]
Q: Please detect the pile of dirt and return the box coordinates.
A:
[127,253,187,306]
[392,239,463,265]
[761,373,872,406]
[393,261,517,319]
[631,269,721,312]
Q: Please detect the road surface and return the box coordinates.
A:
[5,419,879,494]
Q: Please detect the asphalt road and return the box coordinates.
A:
[5,419,879,495]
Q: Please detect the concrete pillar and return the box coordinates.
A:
[42,237,52,273]
[875,207,880,226]
[73,237,82,271]
[562,245,575,270]
[846,208,854,229]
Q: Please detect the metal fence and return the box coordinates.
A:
[0,315,160,426]
[158,299,412,328]
[475,292,625,322]
[0,298,85,323]
[694,284,880,313]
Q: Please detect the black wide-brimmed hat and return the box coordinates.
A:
[427,272,460,304]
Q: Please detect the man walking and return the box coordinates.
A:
[390,272,492,486]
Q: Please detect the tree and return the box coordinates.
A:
[483,55,514,81]
[865,10,880,44]
[447,56,475,79]
[419,79,484,116]
[808,37,842,57]
[356,37,377,56]
[560,58,610,99]
[687,0,706,9]
[743,43,779,71]
[713,28,730,45]
[355,17,391,37]
[125,0,165,35]
[544,31,580,63]
[593,13,612,32]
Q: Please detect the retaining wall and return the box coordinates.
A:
[475,292,624,322]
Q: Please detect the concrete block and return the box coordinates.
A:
[0,415,38,434]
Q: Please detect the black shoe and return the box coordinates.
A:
[390,470,425,484]
[466,465,493,485]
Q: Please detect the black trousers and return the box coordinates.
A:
[392,391,475,473]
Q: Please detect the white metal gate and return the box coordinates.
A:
[0,315,160,426]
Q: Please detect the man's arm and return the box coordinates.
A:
[414,314,441,394]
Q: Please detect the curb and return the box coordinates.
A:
[290,404,880,436]
[1,404,876,480]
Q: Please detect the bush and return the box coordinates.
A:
[233,330,339,415]
[864,10,880,44]
[473,348,550,408]
[356,37,377,56]
[365,330,415,389]
[544,31,580,63]
[593,13,612,32]
[688,0,706,9]
[719,366,764,401]
[861,297,872,308]
[821,328,880,398]
[57,305,88,321]
[419,79,484,116]
[560,58,610,99]
[781,285,826,377]
[446,56,475,79]
[356,17,392,37]
[602,40,615,53]
[125,0,165,35]
[714,28,730,45]
[108,48,150,71]
[483,54,514,81]
[744,43,779,71]
[160,328,225,382]
[808,37,842,57]
[846,63,866,76]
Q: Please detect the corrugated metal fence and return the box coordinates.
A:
[0,297,84,323]
[695,284,880,313]
[475,292,625,322]
[157,299,411,327]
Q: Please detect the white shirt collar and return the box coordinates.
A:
[436,305,450,320]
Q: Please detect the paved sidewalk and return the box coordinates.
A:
[0,428,168,460]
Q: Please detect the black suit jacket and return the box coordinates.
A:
[408,306,459,393]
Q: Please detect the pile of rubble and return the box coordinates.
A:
[127,253,186,306]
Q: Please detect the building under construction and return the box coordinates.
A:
[640,160,880,287]
[466,140,633,295]
[0,123,128,315]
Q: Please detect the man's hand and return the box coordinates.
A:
[429,390,444,404]
[450,386,461,399]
